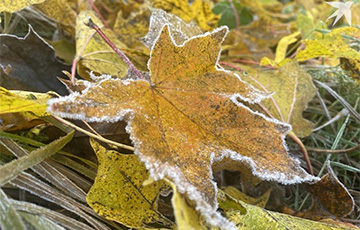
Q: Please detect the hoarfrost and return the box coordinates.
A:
[47,22,321,230]
[142,8,202,49]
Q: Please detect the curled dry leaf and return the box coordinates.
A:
[49,25,317,228]
[296,162,354,220]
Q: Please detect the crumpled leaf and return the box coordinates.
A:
[151,0,219,31]
[0,0,44,13]
[86,139,170,228]
[260,31,301,67]
[217,188,247,214]
[296,162,355,220]
[296,27,360,62]
[142,8,202,49]
[49,25,317,227]
[0,26,69,95]
[238,61,317,138]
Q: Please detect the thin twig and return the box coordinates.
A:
[288,131,313,175]
[82,121,102,137]
[87,0,109,28]
[85,18,144,80]
[70,30,96,84]
[53,116,135,151]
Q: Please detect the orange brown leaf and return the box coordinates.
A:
[49,25,317,227]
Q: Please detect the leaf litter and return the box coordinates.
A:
[2,1,360,229]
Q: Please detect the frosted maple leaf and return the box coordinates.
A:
[326,1,353,26]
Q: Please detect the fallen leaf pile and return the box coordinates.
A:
[1,0,360,230]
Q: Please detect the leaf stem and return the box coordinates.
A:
[85,18,144,80]
[86,0,109,29]
[70,30,96,84]
[288,131,313,175]
[53,116,135,152]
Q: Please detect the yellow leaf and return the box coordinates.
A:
[34,0,77,36]
[151,0,219,31]
[189,0,219,31]
[217,189,247,213]
[296,27,360,62]
[222,186,271,208]
[113,6,150,49]
[169,181,206,230]
[260,31,301,67]
[86,139,171,228]
[76,11,129,80]
[142,8,202,49]
[240,61,317,137]
[274,31,301,64]
[0,87,51,117]
[224,200,358,230]
[0,0,44,13]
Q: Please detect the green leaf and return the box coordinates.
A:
[212,1,253,29]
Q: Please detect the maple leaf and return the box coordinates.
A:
[48,25,317,227]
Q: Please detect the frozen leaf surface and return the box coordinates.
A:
[49,25,316,227]
[142,8,202,49]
